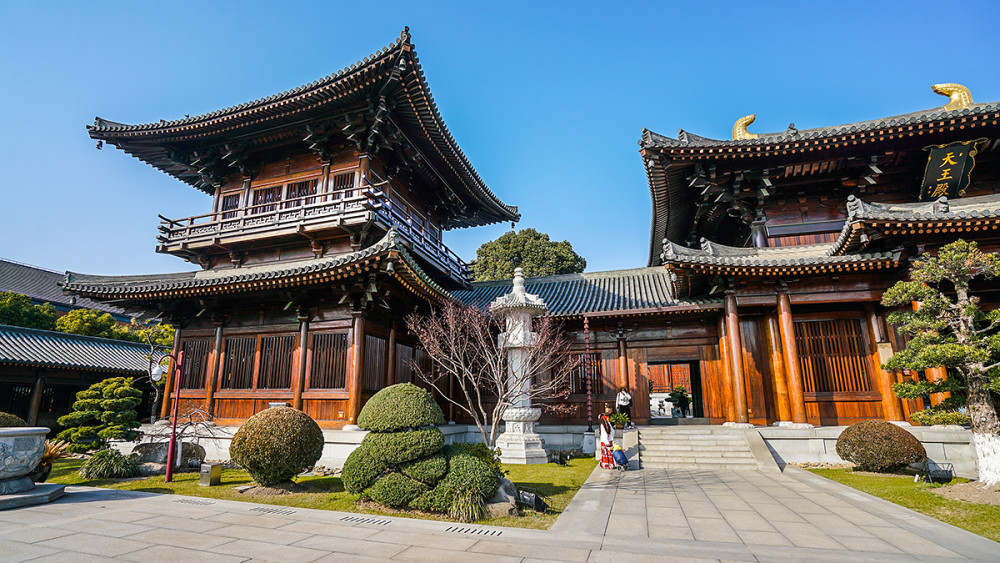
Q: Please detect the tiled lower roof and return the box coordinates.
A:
[452,268,721,317]
[0,325,156,374]
[662,238,899,273]
[62,229,452,302]
[0,259,127,315]
[846,192,1000,221]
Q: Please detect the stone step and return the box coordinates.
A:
[638,449,754,458]
[639,455,756,464]
[640,462,760,471]
[638,444,751,452]
[637,439,743,446]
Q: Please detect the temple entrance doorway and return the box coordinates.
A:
[647,361,703,419]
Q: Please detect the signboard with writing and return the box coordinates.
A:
[919,138,986,201]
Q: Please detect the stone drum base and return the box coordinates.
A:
[0,483,65,510]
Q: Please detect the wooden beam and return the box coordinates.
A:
[777,289,808,423]
[347,313,366,424]
[386,324,396,387]
[725,291,749,423]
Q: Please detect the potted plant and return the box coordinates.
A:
[27,440,70,483]
[608,412,629,429]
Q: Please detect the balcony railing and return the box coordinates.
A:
[157,187,469,282]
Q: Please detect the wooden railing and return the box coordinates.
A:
[157,185,469,281]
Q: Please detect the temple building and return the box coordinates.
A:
[67,29,517,428]
[66,29,999,430]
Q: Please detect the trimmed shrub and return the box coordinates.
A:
[409,480,455,513]
[0,412,27,427]
[357,383,445,432]
[229,407,324,486]
[401,451,447,484]
[910,409,971,426]
[364,428,444,465]
[453,442,504,477]
[79,448,140,479]
[342,443,388,494]
[836,419,927,473]
[367,471,429,507]
[440,446,501,500]
[57,377,143,452]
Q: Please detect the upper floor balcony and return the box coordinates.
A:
[156,180,469,283]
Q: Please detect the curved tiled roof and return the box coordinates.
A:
[88,29,518,229]
[641,102,1000,150]
[0,325,157,374]
[0,259,127,316]
[452,268,721,317]
[662,238,900,273]
[63,229,454,303]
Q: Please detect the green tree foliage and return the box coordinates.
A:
[471,228,586,281]
[881,240,1000,484]
[56,308,118,338]
[0,291,57,330]
[57,377,143,452]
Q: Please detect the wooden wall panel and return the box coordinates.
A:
[627,348,649,422]
[739,318,775,425]
[699,345,729,424]
[804,399,883,426]
[303,399,349,421]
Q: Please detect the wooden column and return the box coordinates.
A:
[204,323,223,415]
[616,333,629,390]
[27,372,45,426]
[765,313,792,422]
[725,291,749,423]
[347,313,366,424]
[777,289,807,423]
[161,327,182,419]
[292,311,310,411]
[926,367,951,407]
[865,307,904,421]
[717,315,735,422]
[385,324,396,387]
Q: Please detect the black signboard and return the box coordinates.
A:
[919,138,986,201]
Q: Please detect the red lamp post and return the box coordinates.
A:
[151,351,183,483]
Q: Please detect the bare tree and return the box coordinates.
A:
[405,301,578,449]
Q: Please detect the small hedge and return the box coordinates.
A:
[364,428,445,465]
[401,451,447,484]
[0,412,27,427]
[79,448,140,479]
[367,471,429,508]
[342,443,387,494]
[910,409,971,426]
[408,446,498,512]
[229,407,324,486]
[357,383,445,432]
[836,419,927,472]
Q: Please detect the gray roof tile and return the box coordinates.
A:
[0,259,127,316]
[0,325,156,374]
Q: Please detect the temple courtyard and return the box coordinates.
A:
[1,465,996,562]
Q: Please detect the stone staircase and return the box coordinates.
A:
[637,426,777,471]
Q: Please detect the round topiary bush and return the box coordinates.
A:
[0,412,27,427]
[367,471,429,507]
[229,406,324,486]
[408,445,499,513]
[836,419,927,472]
[342,443,387,494]
[401,451,447,484]
[365,428,445,465]
[357,383,444,432]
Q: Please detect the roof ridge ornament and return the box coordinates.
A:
[932,83,974,111]
[732,114,759,140]
[400,26,411,45]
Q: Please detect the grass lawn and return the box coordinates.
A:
[808,468,1000,542]
[48,456,597,530]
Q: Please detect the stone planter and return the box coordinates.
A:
[0,427,49,495]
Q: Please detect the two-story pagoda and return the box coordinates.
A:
[458,83,1000,427]
[65,29,518,427]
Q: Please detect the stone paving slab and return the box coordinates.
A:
[0,463,996,562]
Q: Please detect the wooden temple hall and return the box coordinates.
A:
[66,29,1000,428]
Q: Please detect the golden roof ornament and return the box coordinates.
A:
[932,83,974,111]
[732,114,759,140]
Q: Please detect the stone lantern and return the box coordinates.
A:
[489,267,549,464]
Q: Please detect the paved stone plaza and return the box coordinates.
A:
[1,466,997,562]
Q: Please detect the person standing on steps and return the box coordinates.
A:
[616,386,633,428]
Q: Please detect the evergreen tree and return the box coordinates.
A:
[57,377,143,452]
[881,240,1000,485]
[0,291,57,330]
[471,228,586,282]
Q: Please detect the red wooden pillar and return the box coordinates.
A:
[347,313,366,424]
[27,373,45,426]
[385,324,396,387]
[292,310,309,411]
[204,323,223,415]
[717,315,735,422]
[926,366,951,407]
[865,307,905,421]
[616,335,629,391]
[725,291,749,424]
[777,289,807,423]
[766,312,793,423]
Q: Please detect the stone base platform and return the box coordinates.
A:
[0,483,66,510]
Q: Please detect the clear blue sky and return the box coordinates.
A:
[2,1,999,276]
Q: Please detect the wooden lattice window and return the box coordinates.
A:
[568,353,602,394]
[257,335,295,389]
[220,337,256,389]
[283,179,319,208]
[395,343,415,384]
[220,193,241,219]
[179,339,211,389]
[250,186,282,214]
[331,171,355,199]
[794,318,874,394]
[310,333,349,389]
[364,334,388,392]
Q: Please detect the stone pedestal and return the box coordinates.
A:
[496,407,548,464]
[581,430,596,454]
